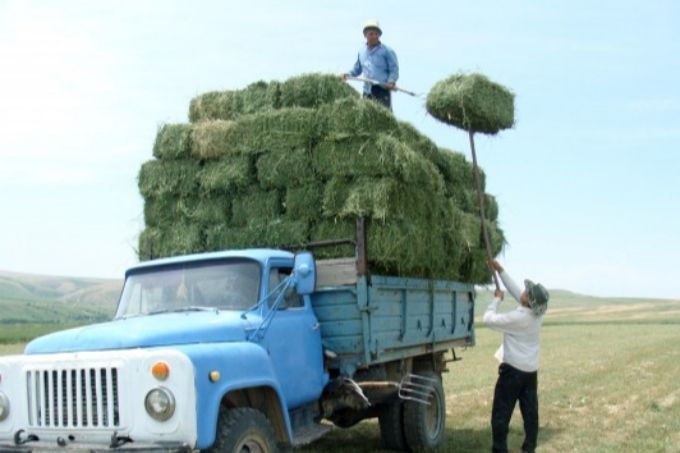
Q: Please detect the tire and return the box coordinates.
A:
[207,407,279,453]
[403,371,446,451]
[378,400,408,451]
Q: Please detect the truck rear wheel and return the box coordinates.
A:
[208,407,279,453]
[403,371,446,451]
[378,400,408,451]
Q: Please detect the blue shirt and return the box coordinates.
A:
[349,42,399,94]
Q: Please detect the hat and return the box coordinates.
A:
[524,279,549,316]
[363,19,382,35]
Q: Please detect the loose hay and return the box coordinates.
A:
[426,73,514,135]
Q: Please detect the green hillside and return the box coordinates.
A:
[0,271,121,325]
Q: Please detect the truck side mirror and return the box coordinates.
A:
[293,252,316,295]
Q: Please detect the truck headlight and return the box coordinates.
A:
[0,392,9,421]
[144,387,175,421]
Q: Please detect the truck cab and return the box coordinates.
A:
[0,249,324,452]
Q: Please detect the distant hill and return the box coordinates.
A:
[474,287,679,324]
[0,270,122,324]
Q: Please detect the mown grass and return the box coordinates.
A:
[1,295,678,451]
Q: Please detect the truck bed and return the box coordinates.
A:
[311,258,475,376]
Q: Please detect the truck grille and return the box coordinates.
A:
[26,367,121,428]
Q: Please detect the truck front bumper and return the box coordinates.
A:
[0,441,193,453]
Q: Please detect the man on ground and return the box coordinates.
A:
[484,259,550,453]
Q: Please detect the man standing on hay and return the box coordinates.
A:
[343,19,399,110]
[484,259,549,453]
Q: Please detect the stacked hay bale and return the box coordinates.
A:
[138,73,504,283]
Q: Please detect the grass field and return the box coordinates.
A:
[2,293,678,452]
[299,294,680,452]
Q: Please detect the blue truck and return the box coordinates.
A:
[0,219,476,452]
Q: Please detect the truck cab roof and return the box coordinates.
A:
[126,248,295,276]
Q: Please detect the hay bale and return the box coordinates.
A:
[284,184,323,222]
[231,190,282,227]
[435,148,475,188]
[192,108,321,159]
[188,81,279,122]
[322,176,439,222]
[397,120,441,162]
[191,120,238,159]
[455,212,506,283]
[190,198,231,225]
[311,218,444,278]
[233,107,321,152]
[144,196,231,227]
[257,148,315,189]
[426,73,514,134]
[279,73,359,108]
[313,134,444,193]
[138,160,201,198]
[320,177,351,218]
[199,155,254,193]
[138,224,204,261]
[310,219,359,259]
[153,124,192,160]
[485,194,499,222]
[144,195,181,227]
[206,220,309,250]
[319,97,399,139]
[188,74,358,123]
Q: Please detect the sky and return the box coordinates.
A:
[1,0,678,299]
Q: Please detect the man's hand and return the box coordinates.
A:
[385,82,396,90]
[488,259,504,273]
[494,289,504,300]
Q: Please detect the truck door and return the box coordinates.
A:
[263,264,327,409]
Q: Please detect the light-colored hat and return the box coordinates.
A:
[524,279,549,316]
[363,19,382,35]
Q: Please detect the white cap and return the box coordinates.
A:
[363,20,382,35]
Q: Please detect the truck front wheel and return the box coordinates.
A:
[403,371,446,451]
[208,407,279,453]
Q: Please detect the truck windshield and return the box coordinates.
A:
[115,259,261,319]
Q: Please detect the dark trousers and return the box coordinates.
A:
[491,363,539,453]
[363,84,392,110]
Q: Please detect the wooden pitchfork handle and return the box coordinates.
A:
[468,130,501,291]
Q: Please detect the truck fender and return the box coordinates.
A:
[176,342,292,449]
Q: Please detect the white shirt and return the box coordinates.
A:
[483,270,543,372]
